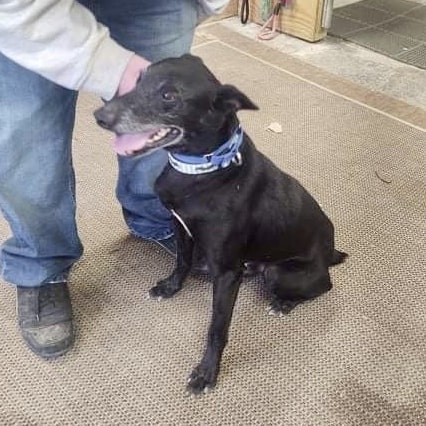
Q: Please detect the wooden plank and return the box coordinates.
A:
[249,0,327,42]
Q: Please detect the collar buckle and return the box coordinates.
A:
[232,151,243,166]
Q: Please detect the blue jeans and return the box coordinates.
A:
[0,0,197,287]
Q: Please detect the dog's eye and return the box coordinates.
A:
[162,91,178,102]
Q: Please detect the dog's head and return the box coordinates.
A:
[94,54,257,157]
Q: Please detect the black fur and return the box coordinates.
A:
[95,54,347,394]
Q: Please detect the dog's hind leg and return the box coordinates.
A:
[149,220,193,299]
[264,259,332,316]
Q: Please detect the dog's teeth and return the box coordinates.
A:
[149,128,171,143]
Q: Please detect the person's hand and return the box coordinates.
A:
[118,54,151,96]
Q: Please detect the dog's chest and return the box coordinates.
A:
[158,178,235,239]
[156,164,253,240]
[156,179,203,232]
[169,208,193,238]
[167,198,211,241]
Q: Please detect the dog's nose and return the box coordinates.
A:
[94,106,117,130]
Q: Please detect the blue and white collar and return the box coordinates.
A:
[168,126,244,175]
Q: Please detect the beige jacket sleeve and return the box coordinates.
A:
[0,0,134,100]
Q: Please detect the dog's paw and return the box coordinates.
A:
[186,365,217,395]
[267,307,285,317]
[149,278,180,300]
[145,291,162,301]
[268,299,300,316]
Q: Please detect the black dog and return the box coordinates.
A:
[94,54,347,394]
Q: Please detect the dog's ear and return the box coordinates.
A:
[213,84,258,113]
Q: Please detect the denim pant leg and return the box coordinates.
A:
[98,0,198,240]
[0,53,82,287]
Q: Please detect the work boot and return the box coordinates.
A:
[17,281,74,358]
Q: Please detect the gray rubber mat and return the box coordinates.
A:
[330,0,426,69]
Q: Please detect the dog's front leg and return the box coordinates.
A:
[187,269,242,394]
[149,221,193,299]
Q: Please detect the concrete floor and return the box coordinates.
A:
[334,0,361,7]
[335,0,426,8]
[208,7,426,112]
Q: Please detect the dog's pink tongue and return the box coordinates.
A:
[113,133,152,156]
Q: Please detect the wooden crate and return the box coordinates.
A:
[249,0,327,42]
[222,0,239,17]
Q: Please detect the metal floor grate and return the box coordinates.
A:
[330,0,426,69]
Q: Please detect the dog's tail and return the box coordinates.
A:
[330,249,348,266]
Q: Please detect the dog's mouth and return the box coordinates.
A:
[113,126,183,157]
